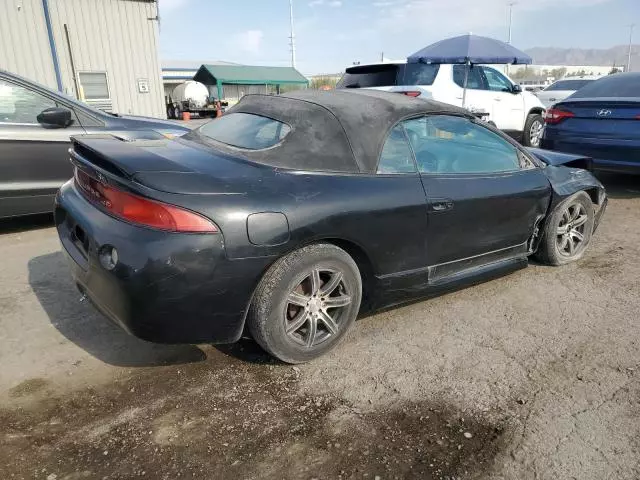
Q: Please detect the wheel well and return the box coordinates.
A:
[528,107,544,117]
[320,238,376,311]
[583,187,600,205]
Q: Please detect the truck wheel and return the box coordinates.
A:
[166,106,174,119]
[523,113,544,147]
[173,106,181,120]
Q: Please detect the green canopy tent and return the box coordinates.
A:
[193,64,308,100]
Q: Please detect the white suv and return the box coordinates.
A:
[337,62,546,147]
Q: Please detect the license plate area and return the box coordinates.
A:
[70,223,90,258]
[56,205,90,271]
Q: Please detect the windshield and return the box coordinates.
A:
[337,64,440,88]
[544,79,592,91]
[196,113,291,150]
[570,75,640,98]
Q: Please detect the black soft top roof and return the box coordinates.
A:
[224,89,471,174]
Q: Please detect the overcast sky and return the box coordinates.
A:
[158,0,638,74]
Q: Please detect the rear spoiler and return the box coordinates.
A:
[526,148,593,171]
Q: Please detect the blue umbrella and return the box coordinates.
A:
[408,34,532,65]
[407,34,532,107]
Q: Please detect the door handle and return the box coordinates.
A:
[494,97,502,101]
[430,199,454,212]
[549,97,556,101]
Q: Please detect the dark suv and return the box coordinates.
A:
[0,69,190,218]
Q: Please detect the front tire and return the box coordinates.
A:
[247,243,362,363]
[536,191,595,266]
[523,113,544,147]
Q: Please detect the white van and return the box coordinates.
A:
[337,62,546,147]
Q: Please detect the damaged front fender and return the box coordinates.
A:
[543,164,605,208]
[526,147,593,171]
[530,164,607,253]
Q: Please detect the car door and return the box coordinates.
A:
[401,115,550,281]
[0,78,85,217]
[451,64,495,116]
[479,66,525,131]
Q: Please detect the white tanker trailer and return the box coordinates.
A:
[166,81,228,119]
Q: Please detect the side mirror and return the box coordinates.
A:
[37,107,72,128]
[511,84,523,94]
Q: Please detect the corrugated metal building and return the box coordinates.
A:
[0,0,165,117]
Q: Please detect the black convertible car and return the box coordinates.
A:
[55,90,607,363]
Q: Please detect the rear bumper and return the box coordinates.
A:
[54,180,270,344]
[541,134,640,174]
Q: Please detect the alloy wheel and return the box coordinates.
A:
[284,268,352,348]
[529,120,543,147]
[556,202,588,257]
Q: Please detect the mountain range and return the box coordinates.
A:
[525,45,639,71]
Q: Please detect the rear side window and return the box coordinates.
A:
[570,75,640,98]
[377,125,416,174]
[397,64,440,86]
[198,113,291,150]
[452,65,485,90]
[337,65,399,88]
[545,79,592,91]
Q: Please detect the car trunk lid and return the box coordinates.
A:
[70,134,268,195]
[552,98,640,139]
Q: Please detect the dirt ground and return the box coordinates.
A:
[1,173,639,480]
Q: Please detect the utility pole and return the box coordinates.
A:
[627,24,635,72]
[507,1,517,44]
[289,0,297,69]
[506,2,517,76]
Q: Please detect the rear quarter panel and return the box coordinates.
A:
[148,170,430,278]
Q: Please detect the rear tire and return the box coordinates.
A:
[247,243,362,363]
[523,113,544,147]
[536,191,595,266]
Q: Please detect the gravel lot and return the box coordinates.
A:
[1,173,639,480]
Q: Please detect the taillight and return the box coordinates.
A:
[74,168,218,233]
[544,108,575,125]
[399,91,421,97]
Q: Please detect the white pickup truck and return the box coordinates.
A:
[337,62,546,147]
